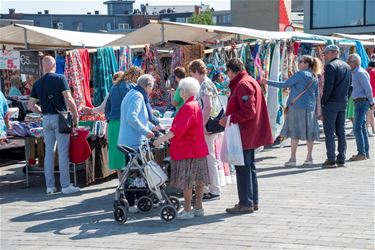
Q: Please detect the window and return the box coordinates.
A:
[106,22,112,31]
[366,0,375,25]
[223,14,231,24]
[176,17,186,23]
[118,23,130,30]
[161,18,170,21]
[212,16,217,25]
[76,22,83,32]
[311,0,374,28]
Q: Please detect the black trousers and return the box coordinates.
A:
[235,149,258,207]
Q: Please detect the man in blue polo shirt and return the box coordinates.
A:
[347,53,374,161]
[28,56,80,195]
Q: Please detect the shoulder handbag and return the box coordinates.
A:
[42,82,73,134]
[205,90,226,134]
[285,79,315,115]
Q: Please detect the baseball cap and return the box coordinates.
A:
[323,45,340,53]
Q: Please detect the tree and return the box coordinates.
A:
[189,9,214,25]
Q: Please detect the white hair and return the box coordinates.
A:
[137,74,155,88]
[348,53,361,66]
[178,77,200,98]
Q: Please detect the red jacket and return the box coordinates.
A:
[226,71,273,150]
[170,96,209,161]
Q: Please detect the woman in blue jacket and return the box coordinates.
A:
[261,55,322,166]
[105,68,141,181]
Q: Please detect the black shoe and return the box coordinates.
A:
[322,159,336,168]
[203,193,221,201]
[335,160,346,167]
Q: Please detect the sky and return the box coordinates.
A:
[1,0,230,14]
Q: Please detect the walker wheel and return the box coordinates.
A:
[149,193,160,204]
[169,196,180,211]
[113,201,128,224]
[137,196,153,212]
[160,205,176,222]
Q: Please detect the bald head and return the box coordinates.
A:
[42,56,56,74]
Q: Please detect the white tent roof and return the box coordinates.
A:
[0,23,124,49]
[106,20,332,46]
[333,33,375,42]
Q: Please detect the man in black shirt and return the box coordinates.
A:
[321,45,352,168]
[28,56,80,194]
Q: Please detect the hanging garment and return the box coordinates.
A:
[267,42,283,139]
[119,46,132,72]
[355,40,370,68]
[298,43,313,56]
[78,49,93,108]
[65,49,86,111]
[260,43,271,96]
[93,47,119,106]
[252,44,263,81]
[56,55,65,74]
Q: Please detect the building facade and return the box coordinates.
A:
[304,0,375,35]
[0,1,231,33]
[231,0,292,31]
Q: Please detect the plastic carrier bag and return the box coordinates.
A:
[220,116,244,166]
[144,160,168,189]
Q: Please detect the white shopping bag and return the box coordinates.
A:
[220,116,244,166]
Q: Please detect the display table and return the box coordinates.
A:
[22,134,114,187]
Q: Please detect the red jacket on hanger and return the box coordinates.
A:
[226,70,273,150]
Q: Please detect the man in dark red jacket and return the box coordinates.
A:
[219,58,273,214]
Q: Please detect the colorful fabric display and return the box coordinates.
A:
[93,47,119,106]
[78,49,93,108]
[65,50,86,111]
[119,46,132,72]
[268,42,283,139]
[29,127,43,138]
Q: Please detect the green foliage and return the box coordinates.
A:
[188,9,214,25]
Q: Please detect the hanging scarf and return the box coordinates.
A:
[134,85,159,126]
[93,47,118,106]
[355,40,370,69]
[268,41,282,138]
[64,49,86,111]
[119,46,132,72]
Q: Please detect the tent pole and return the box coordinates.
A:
[161,24,165,44]
[23,28,28,49]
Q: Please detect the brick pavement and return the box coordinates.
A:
[0,134,374,249]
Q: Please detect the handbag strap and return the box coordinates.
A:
[290,79,315,106]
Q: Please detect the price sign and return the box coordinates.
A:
[0,50,20,70]
[20,51,40,75]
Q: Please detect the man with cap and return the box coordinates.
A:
[321,45,352,168]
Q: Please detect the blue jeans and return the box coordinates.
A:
[353,101,370,156]
[43,115,71,189]
[235,149,258,208]
[322,106,347,162]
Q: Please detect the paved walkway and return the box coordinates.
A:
[0,133,374,249]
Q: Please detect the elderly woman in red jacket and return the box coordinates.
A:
[154,77,210,220]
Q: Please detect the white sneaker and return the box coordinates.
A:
[347,130,354,136]
[193,208,204,217]
[61,184,80,194]
[46,187,57,195]
[284,160,296,167]
[177,210,194,220]
[368,132,375,137]
[128,206,138,213]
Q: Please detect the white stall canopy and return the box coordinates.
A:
[0,23,125,49]
[106,20,332,46]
